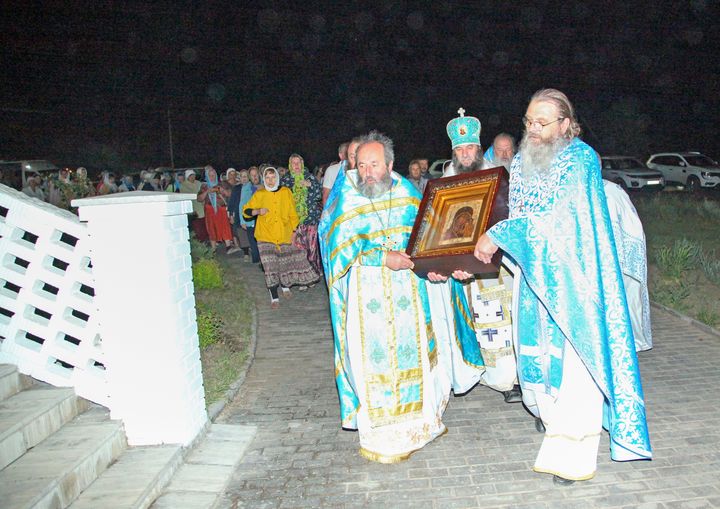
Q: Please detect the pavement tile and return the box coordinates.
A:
[215,260,720,509]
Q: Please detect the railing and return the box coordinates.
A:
[0,184,108,404]
[0,184,208,446]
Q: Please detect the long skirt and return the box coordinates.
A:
[234,224,250,249]
[258,242,320,289]
[204,204,233,242]
[294,223,322,275]
[191,215,209,242]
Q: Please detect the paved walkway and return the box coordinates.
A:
[216,260,720,509]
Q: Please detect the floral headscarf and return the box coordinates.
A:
[205,166,219,212]
[288,154,308,223]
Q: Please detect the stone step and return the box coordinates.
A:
[0,406,126,509]
[0,364,33,402]
[69,445,183,509]
[0,385,88,470]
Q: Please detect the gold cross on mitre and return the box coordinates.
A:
[457,107,465,117]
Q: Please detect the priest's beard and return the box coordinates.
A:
[358,171,393,199]
[519,132,570,178]
[452,151,484,174]
[491,156,512,171]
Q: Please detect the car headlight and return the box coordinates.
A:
[701,171,710,178]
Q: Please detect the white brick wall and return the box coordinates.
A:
[74,191,207,446]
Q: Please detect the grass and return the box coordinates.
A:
[633,191,720,328]
[190,235,254,407]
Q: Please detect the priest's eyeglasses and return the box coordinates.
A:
[522,116,564,130]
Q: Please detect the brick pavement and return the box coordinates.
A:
[216,261,720,509]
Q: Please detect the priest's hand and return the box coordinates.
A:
[386,251,414,271]
[474,233,498,264]
[451,270,474,281]
[426,272,448,282]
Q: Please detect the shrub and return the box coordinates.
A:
[193,258,223,289]
[650,279,690,310]
[696,308,720,328]
[190,233,215,261]
[654,239,701,279]
[698,199,720,220]
[197,305,223,349]
[698,249,720,285]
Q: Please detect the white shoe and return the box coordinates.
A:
[227,246,240,254]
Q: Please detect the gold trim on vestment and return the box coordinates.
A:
[326,196,419,241]
[358,428,448,464]
[359,267,425,427]
[342,407,359,428]
[330,226,412,262]
[327,227,413,287]
[542,431,602,442]
[366,368,423,384]
[359,447,412,464]
[478,345,514,368]
[453,289,484,368]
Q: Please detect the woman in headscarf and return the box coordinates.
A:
[139,170,156,191]
[198,165,237,253]
[228,168,252,261]
[238,166,262,263]
[118,174,136,192]
[165,171,184,192]
[72,167,95,199]
[244,166,320,308]
[48,168,72,208]
[280,153,323,280]
[180,169,208,242]
[96,172,118,195]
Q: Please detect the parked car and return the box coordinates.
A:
[646,152,720,192]
[600,156,664,191]
[0,159,59,189]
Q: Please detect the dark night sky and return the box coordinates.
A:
[1,1,719,172]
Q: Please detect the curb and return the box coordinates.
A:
[650,300,720,340]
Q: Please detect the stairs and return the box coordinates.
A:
[0,364,182,509]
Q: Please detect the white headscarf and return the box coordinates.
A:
[263,166,279,192]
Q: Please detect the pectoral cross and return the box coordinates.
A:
[381,238,399,250]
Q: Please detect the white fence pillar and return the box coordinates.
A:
[73,191,207,446]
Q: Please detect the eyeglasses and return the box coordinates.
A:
[522,116,564,130]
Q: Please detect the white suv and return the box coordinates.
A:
[601,156,664,191]
[646,152,720,192]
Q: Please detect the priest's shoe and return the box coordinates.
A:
[553,475,575,486]
[503,385,522,403]
[535,417,546,433]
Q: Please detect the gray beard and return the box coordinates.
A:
[451,152,484,174]
[492,157,512,170]
[519,133,570,178]
[358,171,392,198]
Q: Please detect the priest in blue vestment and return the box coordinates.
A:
[318,131,483,463]
[474,89,652,485]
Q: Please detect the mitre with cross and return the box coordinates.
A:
[446,107,481,149]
